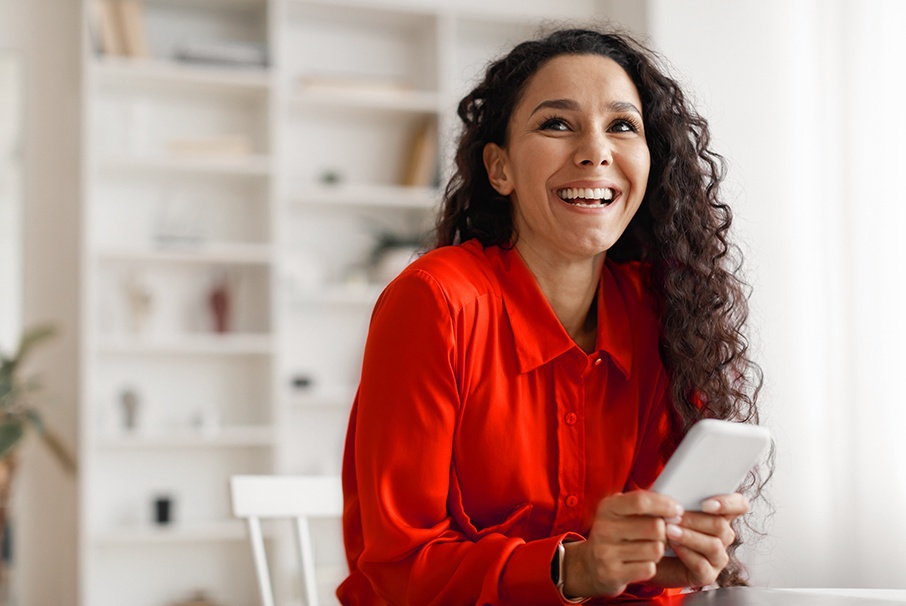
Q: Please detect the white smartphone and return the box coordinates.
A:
[651,419,771,511]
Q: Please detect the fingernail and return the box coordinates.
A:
[702,499,721,513]
[673,504,685,517]
[666,524,683,539]
[665,515,683,525]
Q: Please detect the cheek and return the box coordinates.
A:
[630,146,651,183]
[512,140,565,179]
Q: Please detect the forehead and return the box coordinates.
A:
[516,53,642,115]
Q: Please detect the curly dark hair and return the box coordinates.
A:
[434,27,769,587]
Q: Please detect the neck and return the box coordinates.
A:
[515,243,604,354]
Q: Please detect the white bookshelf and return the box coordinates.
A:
[82,1,275,605]
[96,243,274,264]
[96,425,277,450]
[96,154,274,175]
[290,87,444,113]
[288,283,382,306]
[92,520,251,545]
[293,183,440,209]
[76,0,595,604]
[93,56,272,90]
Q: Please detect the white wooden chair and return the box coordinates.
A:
[230,475,344,606]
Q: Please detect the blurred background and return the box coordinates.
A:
[1,0,904,604]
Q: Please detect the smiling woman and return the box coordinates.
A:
[339,28,767,606]
[483,55,650,289]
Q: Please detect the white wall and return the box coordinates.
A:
[0,0,22,353]
[19,0,82,603]
[647,0,906,589]
[0,0,20,49]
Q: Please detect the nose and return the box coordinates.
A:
[574,130,613,167]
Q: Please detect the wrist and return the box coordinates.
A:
[557,541,592,603]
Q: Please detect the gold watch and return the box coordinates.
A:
[552,542,588,603]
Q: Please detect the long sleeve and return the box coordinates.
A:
[345,269,575,605]
[338,244,679,605]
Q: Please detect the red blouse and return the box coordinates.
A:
[338,240,677,605]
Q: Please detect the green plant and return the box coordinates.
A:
[368,230,427,266]
[0,325,77,473]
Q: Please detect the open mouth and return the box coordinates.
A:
[555,187,616,207]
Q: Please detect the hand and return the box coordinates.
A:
[562,491,683,598]
[651,493,749,588]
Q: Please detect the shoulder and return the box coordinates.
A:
[390,240,500,312]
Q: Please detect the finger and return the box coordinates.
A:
[679,512,736,547]
[596,516,667,543]
[581,542,662,594]
[669,541,721,587]
[612,539,666,563]
[601,491,684,520]
[583,560,658,592]
[625,561,659,583]
[667,524,729,570]
[700,493,749,517]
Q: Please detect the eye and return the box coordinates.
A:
[609,117,642,133]
[538,116,570,132]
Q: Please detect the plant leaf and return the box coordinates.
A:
[0,420,25,460]
[15,324,57,369]
[39,428,77,475]
[0,357,13,399]
[26,408,46,435]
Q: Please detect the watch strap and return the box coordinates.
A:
[553,541,589,603]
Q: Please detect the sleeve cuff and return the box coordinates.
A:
[499,532,587,605]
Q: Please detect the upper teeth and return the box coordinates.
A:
[557,187,615,201]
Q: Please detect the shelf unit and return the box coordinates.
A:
[83,2,275,606]
[78,0,596,604]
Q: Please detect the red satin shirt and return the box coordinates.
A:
[338,240,678,605]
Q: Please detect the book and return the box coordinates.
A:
[94,0,125,56]
[174,42,268,68]
[117,0,150,58]
[401,118,438,188]
[85,0,105,55]
[167,135,253,158]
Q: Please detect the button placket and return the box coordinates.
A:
[552,354,587,532]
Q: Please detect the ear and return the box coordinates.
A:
[483,142,514,196]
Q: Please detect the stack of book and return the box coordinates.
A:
[173,42,268,69]
[91,0,149,58]
[401,118,438,188]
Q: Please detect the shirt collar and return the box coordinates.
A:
[489,245,633,378]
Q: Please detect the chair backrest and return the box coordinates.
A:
[230,475,344,606]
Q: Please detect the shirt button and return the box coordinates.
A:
[564,412,578,425]
[565,495,579,508]
[594,357,603,366]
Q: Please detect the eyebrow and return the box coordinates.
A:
[529,98,643,117]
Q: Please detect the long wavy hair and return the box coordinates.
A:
[434,27,768,587]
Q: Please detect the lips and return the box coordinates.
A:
[555,187,617,207]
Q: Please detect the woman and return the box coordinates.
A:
[338,27,765,605]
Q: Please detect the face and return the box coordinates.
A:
[483,53,650,267]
